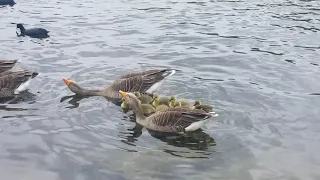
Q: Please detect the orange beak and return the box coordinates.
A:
[119,90,128,97]
[62,77,71,86]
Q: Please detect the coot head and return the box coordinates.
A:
[16,24,25,29]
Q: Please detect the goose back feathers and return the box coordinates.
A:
[147,108,213,132]
[63,69,176,100]
[119,91,218,133]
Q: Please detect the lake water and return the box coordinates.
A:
[1,0,320,179]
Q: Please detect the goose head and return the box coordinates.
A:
[193,100,201,108]
[169,96,176,107]
[62,77,84,94]
[134,91,141,98]
[151,94,158,104]
[119,90,141,112]
[16,24,25,33]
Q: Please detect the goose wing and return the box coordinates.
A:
[119,69,174,79]
[0,60,18,73]
[147,108,213,132]
[0,71,37,98]
[109,69,175,93]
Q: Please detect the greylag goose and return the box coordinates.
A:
[62,69,176,100]
[193,100,213,113]
[0,60,39,98]
[119,90,218,133]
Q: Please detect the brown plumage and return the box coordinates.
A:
[0,60,19,74]
[0,60,39,98]
[0,70,38,98]
[119,91,218,134]
[62,69,176,100]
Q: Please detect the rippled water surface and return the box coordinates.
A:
[1,0,320,179]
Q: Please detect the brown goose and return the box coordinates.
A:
[0,60,39,98]
[119,90,218,134]
[62,69,176,100]
[1,71,38,97]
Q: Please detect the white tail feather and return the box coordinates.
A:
[146,69,176,93]
[14,78,32,94]
[164,69,176,78]
[185,119,209,132]
[208,111,218,117]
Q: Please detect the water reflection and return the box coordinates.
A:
[60,95,122,109]
[119,123,144,145]
[0,104,34,112]
[119,113,216,158]
[0,90,37,105]
[149,130,216,158]
[1,0,320,179]
[60,95,88,109]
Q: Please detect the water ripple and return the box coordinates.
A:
[1,0,320,179]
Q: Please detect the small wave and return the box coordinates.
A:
[250,48,284,55]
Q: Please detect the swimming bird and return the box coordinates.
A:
[152,94,170,107]
[62,69,176,100]
[0,60,39,98]
[134,91,153,104]
[140,104,156,115]
[121,98,155,115]
[169,96,190,108]
[172,100,208,113]
[193,100,213,112]
[172,101,181,107]
[16,24,49,39]
[0,71,39,98]
[119,90,218,133]
[155,104,169,112]
[0,0,15,6]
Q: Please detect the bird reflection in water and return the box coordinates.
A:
[154,130,216,158]
[120,114,216,156]
[61,94,216,157]
[118,114,144,145]
[0,90,36,104]
[0,91,38,112]
[148,129,216,149]
[60,95,86,109]
[120,123,144,146]
[60,95,122,109]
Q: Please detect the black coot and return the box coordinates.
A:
[16,24,50,39]
[0,0,15,6]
